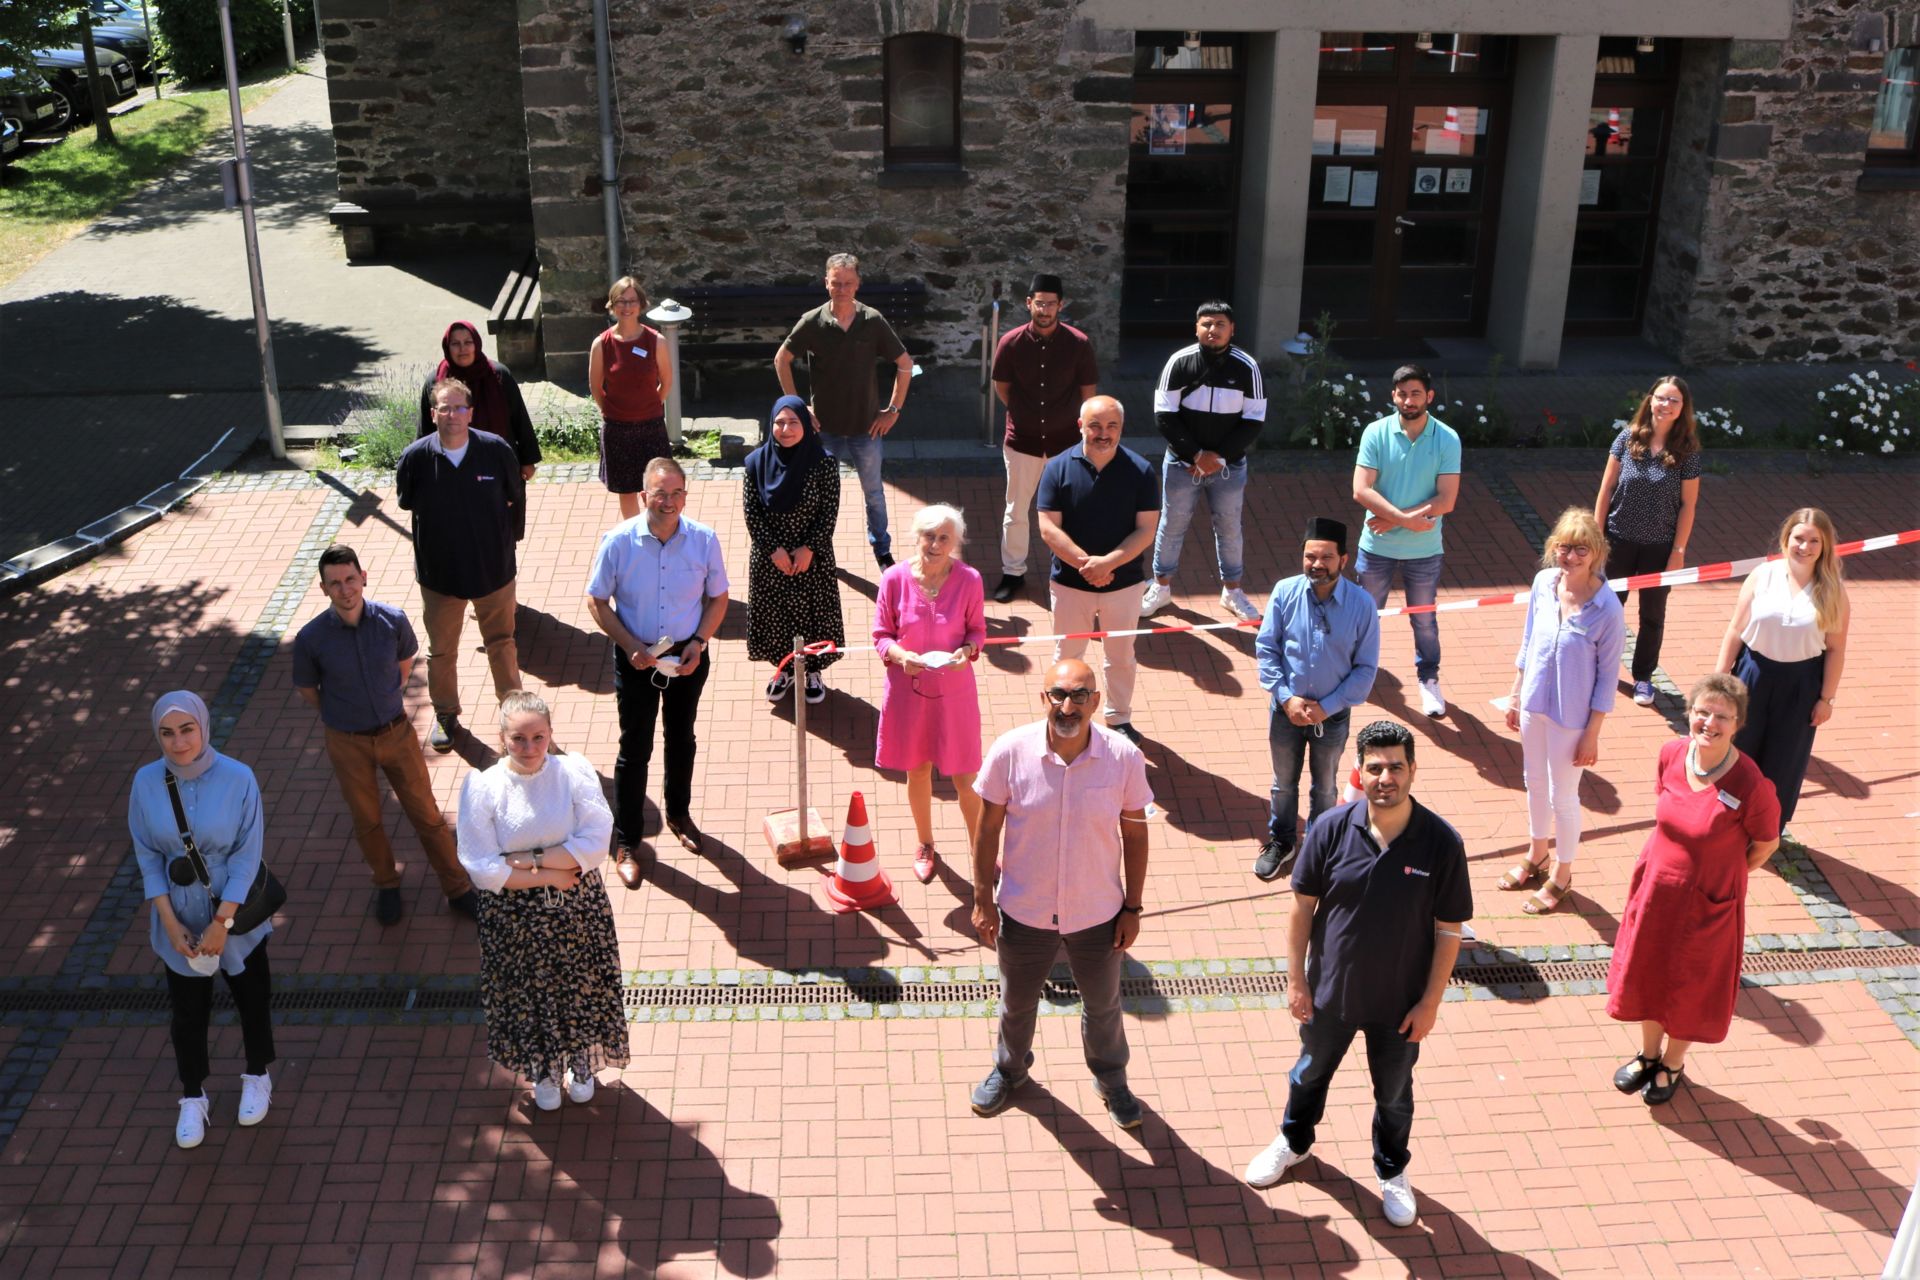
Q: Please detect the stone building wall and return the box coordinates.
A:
[522,0,1135,382]
[1654,1,1920,362]
[319,0,530,222]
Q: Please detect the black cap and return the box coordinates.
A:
[1028,272,1064,298]
[1304,516,1348,552]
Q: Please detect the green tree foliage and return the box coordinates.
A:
[0,1,80,78]
[152,0,315,83]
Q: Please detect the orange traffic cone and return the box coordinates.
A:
[823,791,896,914]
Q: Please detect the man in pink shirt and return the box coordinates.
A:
[969,658,1153,1126]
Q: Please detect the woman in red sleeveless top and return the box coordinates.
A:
[588,276,674,519]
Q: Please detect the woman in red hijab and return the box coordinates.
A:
[417,321,542,482]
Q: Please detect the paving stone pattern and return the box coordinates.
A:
[0,455,1913,1278]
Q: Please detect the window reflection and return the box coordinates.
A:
[1410,106,1490,158]
[1869,48,1918,151]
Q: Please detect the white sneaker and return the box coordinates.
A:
[566,1069,596,1104]
[1418,678,1447,719]
[1379,1172,1418,1227]
[1220,586,1261,622]
[1139,580,1173,615]
[237,1073,272,1127]
[532,1076,563,1111]
[1243,1132,1311,1187]
[176,1094,210,1148]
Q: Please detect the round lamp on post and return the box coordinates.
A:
[647,298,693,445]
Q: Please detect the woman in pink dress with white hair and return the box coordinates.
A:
[873,504,987,885]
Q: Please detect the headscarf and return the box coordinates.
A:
[151,690,219,782]
[746,395,826,515]
[434,321,508,438]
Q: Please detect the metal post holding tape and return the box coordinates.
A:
[648,298,692,445]
[763,634,834,868]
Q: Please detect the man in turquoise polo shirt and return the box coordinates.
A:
[1350,364,1461,719]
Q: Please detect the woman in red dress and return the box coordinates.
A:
[1606,672,1780,1104]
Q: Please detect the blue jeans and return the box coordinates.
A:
[1354,549,1443,681]
[1281,1010,1422,1180]
[1151,452,1247,584]
[1268,709,1350,846]
[818,431,889,558]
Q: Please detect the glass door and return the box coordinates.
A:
[1122,33,1246,337]
[1301,35,1512,341]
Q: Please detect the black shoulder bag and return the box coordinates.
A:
[163,769,287,935]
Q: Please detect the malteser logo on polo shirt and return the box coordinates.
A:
[1403,865,1430,877]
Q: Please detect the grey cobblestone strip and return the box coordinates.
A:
[1866,978,1920,1049]
[0,1028,70,1141]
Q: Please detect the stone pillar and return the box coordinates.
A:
[1234,30,1322,362]
[1485,34,1598,369]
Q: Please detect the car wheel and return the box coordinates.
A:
[52,83,88,127]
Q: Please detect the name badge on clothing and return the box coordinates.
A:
[632,346,649,357]
[1403,865,1430,878]
[1717,789,1742,810]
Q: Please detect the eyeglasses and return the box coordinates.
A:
[1044,687,1095,707]
[1651,395,1682,405]
[433,404,473,414]
[1558,544,1592,556]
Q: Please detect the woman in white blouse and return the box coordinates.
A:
[1714,507,1849,833]
[457,690,627,1110]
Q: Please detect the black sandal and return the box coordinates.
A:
[1612,1053,1657,1094]
[1642,1062,1685,1105]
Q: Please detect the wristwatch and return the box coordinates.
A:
[210,915,232,932]
[1119,904,1143,915]
[880,404,899,415]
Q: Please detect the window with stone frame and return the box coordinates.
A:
[1866,46,1918,167]
[884,34,962,168]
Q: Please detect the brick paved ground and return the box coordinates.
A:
[0,451,1914,1277]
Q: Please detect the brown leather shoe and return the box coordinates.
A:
[613,845,647,889]
[664,813,704,853]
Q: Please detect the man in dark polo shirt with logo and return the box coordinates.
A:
[989,271,1100,604]
[395,377,525,753]
[292,544,476,925]
[1243,719,1470,1230]
[1035,395,1160,744]
[773,251,915,569]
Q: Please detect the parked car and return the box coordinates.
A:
[85,19,153,75]
[33,46,138,126]
[0,66,70,138]
[1,117,23,168]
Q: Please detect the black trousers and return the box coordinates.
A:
[1606,537,1675,683]
[612,644,712,844]
[164,941,275,1096]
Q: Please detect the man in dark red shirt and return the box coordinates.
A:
[989,272,1099,603]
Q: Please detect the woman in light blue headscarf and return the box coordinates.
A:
[129,690,277,1149]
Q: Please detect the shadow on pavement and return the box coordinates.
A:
[82,122,341,240]
[1,290,388,394]
[525,1081,781,1278]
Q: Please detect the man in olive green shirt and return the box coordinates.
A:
[773,252,913,568]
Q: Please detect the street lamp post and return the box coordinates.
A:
[216,0,287,460]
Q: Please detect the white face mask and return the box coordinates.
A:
[186,952,222,976]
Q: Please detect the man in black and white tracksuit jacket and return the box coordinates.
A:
[1142,300,1267,623]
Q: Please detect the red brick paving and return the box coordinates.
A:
[0,457,1913,1276]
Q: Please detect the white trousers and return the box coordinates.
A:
[1050,580,1146,724]
[1520,710,1586,863]
[1000,445,1050,577]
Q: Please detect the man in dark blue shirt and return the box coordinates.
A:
[292,544,475,925]
[1035,395,1159,744]
[1242,720,1471,1229]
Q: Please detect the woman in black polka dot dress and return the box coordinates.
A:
[744,396,845,704]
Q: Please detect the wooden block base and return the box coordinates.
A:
[764,808,836,869]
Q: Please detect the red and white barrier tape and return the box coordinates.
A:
[772,527,1920,665]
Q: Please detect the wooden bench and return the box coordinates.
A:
[672,281,930,395]
[326,198,531,261]
[486,252,542,376]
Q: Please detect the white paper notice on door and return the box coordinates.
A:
[1312,118,1337,155]
[1351,169,1379,208]
[1425,129,1461,156]
[1339,129,1377,156]
[1323,166,1352,203]
[1579,168,1602,206]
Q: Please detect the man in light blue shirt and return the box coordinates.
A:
[1351,364,1460,719]
[586,457,730,886]
[1253,517,1380,881]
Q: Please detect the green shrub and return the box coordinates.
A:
[535,400,601,460]
[340,367,423,469]
[1276,313,1377,451]
[153,0,314,83]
